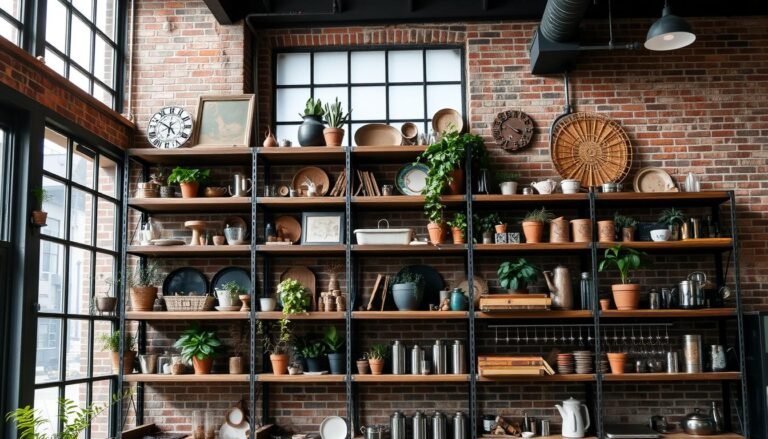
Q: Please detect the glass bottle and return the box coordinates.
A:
[476,168,491,194]
[579,272,593,310]
[265,222,276,242]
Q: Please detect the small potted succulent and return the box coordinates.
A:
[323,98,350,147]
[278,278,310,315]
[215,280,244,309]
[258,318,293,375]
[598,244,650,310]
[614,213,638,242]
[174,324,222,375]
[94,275,119,315]
[366,343,389,375]
[166,167,210,198]
[497,258,540,293]
[99,330,136,375]
[447,212,468,244]
[128,262,161,312]
[300,340,328,373]
[521,207,555,243]
[324,325,345,375]
[658,207,686,241]
[390,270,424,311]
[298,97,326,146]
[31,187,51,226]
[496,171,519,195]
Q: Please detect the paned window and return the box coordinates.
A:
[34,127,122,438]
[273,48,464,146]
[0,120,10,239]
[0,0,23,46]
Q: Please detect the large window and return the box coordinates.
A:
[274,48,464,146]
[0,0,23,46]
[44,0,120,108]
[35,127,121,438]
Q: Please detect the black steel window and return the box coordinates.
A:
[0,0,23,46]
[0,120,10,240]
[273,48,465,147]
[34,126,122,438]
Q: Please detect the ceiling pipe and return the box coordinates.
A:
[539,0,592,43]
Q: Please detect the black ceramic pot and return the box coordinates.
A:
[328,352,346,374]
[298,115,326,146]
[305,357,325,372]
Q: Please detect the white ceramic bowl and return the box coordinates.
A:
[560,179,581,194]
[521,433,535,439]
[650,229,671,241]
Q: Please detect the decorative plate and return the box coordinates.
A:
[354,124,402,146]
[396,265,444,310]
[395,163,429,196]
[432,108,464,134]
[275,215,301,243]
[320,416,348,439]
[163,267,209,296]
[292,166,330,197]
[211,267,251,293]
[149,239,186,246]
[633,167,678,193]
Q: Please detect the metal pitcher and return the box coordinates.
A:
[543,265,573,310]
[228,173,252,197]
[677,280,703,309]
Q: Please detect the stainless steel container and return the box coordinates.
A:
[413,411,427,439]
[579,272,592,311]
[451,340,466,374]
[452,412,466,439]
[432,411,447,439]
[667,351,679,373]
[683,334,703,373]
[649,290,660,309]
[678,280,702,309]
[361,425,387,439]
[433,340,447,375]
[709,345,727,372]
[392,341,406,375]
[540,419,550,436]
[390,411,406,439]
[691,217,701,239]
[139,354,157,374]
[411,344,424,375]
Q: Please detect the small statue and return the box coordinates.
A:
[302,177,318,197]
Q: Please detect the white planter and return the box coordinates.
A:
[650,229,671,241]
[354,228,413,245]
[260,297,276,312]
[499,181,518,195]
[215,289,241,307]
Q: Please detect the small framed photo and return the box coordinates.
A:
[301,212,345,245]
[191,94,256,148]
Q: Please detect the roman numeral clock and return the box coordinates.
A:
[491,109,534,151]
[147,106,193,149]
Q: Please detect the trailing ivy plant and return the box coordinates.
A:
[278,278,309,315]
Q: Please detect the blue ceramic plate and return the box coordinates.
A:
[396,163,429,196]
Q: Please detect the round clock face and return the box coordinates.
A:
[491,110,535,151]
[147,106,193,149]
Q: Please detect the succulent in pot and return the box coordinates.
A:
[366,343,389,375]
[598,244,650,310]
[166,166,210,198]
[278,278,310,315]
[298,97,326,146]
[447,212,468,244]
[300,340,328,373]
[99,330,136,375]
[215,280,244,308]
[613,213,638,242]
[128,261,161,312]
[497,258,539,293]
[658,207,686,240]
[324,325,346,374]
[258,318,294,375]
[31,187,51,226]
[322,97,350,147]
[521,207,555,243]
[390,270,425,311]
[496,171,519,195]
[174,324,222,375]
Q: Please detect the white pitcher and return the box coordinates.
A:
[531,178,557,194]
[555,397,590,438]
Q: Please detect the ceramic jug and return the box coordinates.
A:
[555,397,590,438]
[450,288,468,311]
[531,179,557,194]
[228,173,252,197]
[543,265,573,310]
[263,127,278,147]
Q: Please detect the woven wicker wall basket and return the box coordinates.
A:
[551,112,633,188]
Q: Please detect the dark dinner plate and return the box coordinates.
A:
[395,264,445,310]
[162,267,209,296]
[211,266,252,294]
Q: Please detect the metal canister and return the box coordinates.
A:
[452,412,466,439]
[392,341,406,375]
[433,340,447,374]
[432,411,447,439]
[390,411,406,439]
[683,334,703,373]
[667,351,679,373]
[540,419,550,436]
[413,411,427,439]
[451,340,466,374]
[411,344,424,375]
[649,289,660,310]
[579,272,592,311]
[691,217,701,239]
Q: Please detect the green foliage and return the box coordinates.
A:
[300,340,327,359]
[495,171,519,182]
[166,167,210,185]
[31,188,51,208]
[598,244,650,284]
[613,212,638,229]
[218,281,246,300]
[173,324,222,361]
[390,270,424,289]
[127,261,161,288]
[522,207,555,223]
[257,318,294,355]
[497,258,540,291]
[300,97,324,117]
[658,208,686,226]
[447,212,468,235]
[278,278,310,315]
[98,330,136,352]
[323,325,344,353]
[323,98,350,128]
[367,343,389,360]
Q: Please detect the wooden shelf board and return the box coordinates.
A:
[598,238,732,252]
[353,374,469,383]
[603,372,740,382]
[477,373,595,382]
[595,191,731,207]
[128,197,251,213]
[257,311,345,320]
[352,311,468,320]
[126,311,249,320]
[255,245,345,255]
[351,145,427,161]
[661,433,742,439]
[256,197,345,209]
[127,245,250,257]
[352,195,464,209]
[601,308,736,318]
[351,244,467,255]
[474,243,591,253]
[473,194,589,205]
[255,147,345,163]
[123,374,249,383]
[128,147,252,165]
[257,373,345,383]
[476,310,593,319]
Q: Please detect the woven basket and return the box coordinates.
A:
[164,295,215,312]
[551,112,632,188]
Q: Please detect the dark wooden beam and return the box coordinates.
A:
[201,0,245,25]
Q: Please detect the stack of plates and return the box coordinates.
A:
[598,354,609,374]
[557,353,574,374]
[573,350,594,374]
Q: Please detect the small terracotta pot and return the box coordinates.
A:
[213,235,226,246]
[445,169,465,195]
[31,210,48,225]
[622,227,635,242]
[356,360,370,375]
[369,359,385,375]
[179,182,199,198]
[607,352,628,375]
[193,357,213,375]
[549,217,570,243]
[323,128,345,147]
[599,299,611,311]
[270,354,289,375]
[130,286,158,312]
[494,224,507,234]
[571,219,592,243]
[229,356,244,374]
[611,283,641,310]
[451,227,465,244]
[522,221,545,243]
[598,220,615,243]
[112,351,136,374]
[427,222,445,244]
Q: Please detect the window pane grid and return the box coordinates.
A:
[0,7,23,45]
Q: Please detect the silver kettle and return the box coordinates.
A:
[228,173,252,197]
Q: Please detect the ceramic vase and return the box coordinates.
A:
[522,221,545,243]
[298,115,326,146]
[611,283,641,310]
[598,220,615,243]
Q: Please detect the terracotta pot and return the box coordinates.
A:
[270,354,289,375]
[445,168,465,195]
[31,210,48,225]
[192,357,213,375]
[494,224,507,234]
[522,221,544,243]
[229,356,244,374]
[112,351,136,374]
[451,227,465,244]
[571,219,592,243]
[427,222,445,244]
[179,182,199,198]
[130,286,158,312]
[356,360,370,375]
[323,128,345,147]
[607,353,628,375]
[598,220,615,243]
[611,283,641,310]
[213,235,226,246]
[549,217,570,243]
[599,299,611,311]
[621,227,635,242]
[369,358,385,375]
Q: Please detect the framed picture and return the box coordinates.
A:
[191,94,255,147]
[301,212,345,245]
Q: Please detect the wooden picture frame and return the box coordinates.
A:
[301,212,345,245]
[191,94,255,148]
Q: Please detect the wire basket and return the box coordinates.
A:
[164,295,215,312]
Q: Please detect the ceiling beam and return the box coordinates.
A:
[202,0,246,25]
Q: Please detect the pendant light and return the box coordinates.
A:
[644,0,696,51]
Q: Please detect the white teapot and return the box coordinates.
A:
[531,178,558,194]
[555,397,590,438]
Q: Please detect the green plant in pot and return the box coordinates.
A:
[521,207,555,243]
[278,278,310,315]
[324,325,345,374]
[174,324,222,375]
[300,340,328,373]
[128,261,161,312]
[31,187,52,226]
[323,97,350,147]
[94,274,118,315]
[216,280,244,308]
[658,207,686,240]
[167,166,210,198]
[447,212,468,244]
[390,270,425,311]
[497,258,540,293]
[258,318,293,375]
[366,343,389,375]
[98,330,136,375]
[298,97,326,146]
[496,171,519,195]
[598,244,650,310]
[614,213,638,242]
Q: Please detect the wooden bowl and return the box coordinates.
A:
[204,186,228,197]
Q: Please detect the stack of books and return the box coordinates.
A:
[478,294,551,312]
[478,356,555,377]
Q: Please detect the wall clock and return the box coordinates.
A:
[147,106,193,149]
[491,110,534,151]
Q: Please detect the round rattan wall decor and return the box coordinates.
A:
[551,112,632,188]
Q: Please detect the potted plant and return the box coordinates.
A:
[98,330,136,375]
[496,171,519,195]
[215,280,244,309]
[278,278,310,315]
[658,207,686,240]
[598,245,650,310]
[447,212,468,244]
[94,274,118,315]
[521,207,555,243]
[390,270,424,311]
[166,167,210,198]
[31,188,51,226]
[258,318,293,375]
[366,343,389,375]
[174,324,222,375]
[300,340,327,373]
[323,98,350,147]
[614,213,638,242]
[356,356,370,374]
[298,97,326,146]
[473,213,500,243]
[497,258,540,293]
[128,262,161,312]
[228,322,247,374]
[324,325,345,374]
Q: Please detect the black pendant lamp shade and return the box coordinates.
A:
[644,1,696,51]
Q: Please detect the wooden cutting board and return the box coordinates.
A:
[281,266,316,311]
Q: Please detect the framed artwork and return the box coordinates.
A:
[301,212,345,245]
[191,94,255,147]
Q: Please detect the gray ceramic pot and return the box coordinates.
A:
[392,283,423,311]
[328,352,346,375]
[298,115,326,146]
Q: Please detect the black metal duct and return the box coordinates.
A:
[529,0,591,74]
